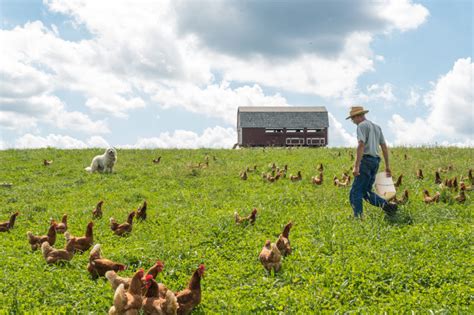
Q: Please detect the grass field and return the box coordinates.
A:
[0,147,472,314]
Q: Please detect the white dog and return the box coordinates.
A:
[85,148,117,173]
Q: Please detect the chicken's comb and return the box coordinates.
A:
[145,274,153,281]
[198,264,206,271]
[156,260,164,267]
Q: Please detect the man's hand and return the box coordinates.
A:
[385,168,392,177]
[353,165,360,177]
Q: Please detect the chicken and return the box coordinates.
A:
[143,275,178,315]
[65,221,94,252]
[394,174,403,188]
[54,214,68,234]
[110,211,135,236]
[460,181,472,191]
[266,174,276,183]
[109,269,144,315]
[423,189,440,204]
[145,260,167,297]
[454,190,466,203]
[276,221,293,256]
[41,237,76,264]
[334,175,351,187]
[175,264,205,315]
[246,165,257,173]
[416,169,424,180]
[27,222,57,250]
[0,211,19,232]
[234,208,257,225]
[311,172,323,185]
[259,240,281,273]
[153,156,161,164]
[136,201,147,221]
[290,171,302,182]
[106,270,133,292]
[434,171,442,185]
[317,163,324,172]
[240,171,248,180]
[106,260,165,293]
[390,189,409,205]
[88,244,126,278]
[43,159,53,166]
[93,200,104,219]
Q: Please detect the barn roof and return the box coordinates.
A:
[237,106,329,128]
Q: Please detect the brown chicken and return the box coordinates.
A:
[454,190,466,203]
[435,171,442,184]
[175,264,206,315]
[143,275,178,315]
[240,171,248,180]
[276,221,293,256]
[136,201,147,221]
[109,269,144,315]
[234,208,257,225]
[53,214,68,234]
[416,169,424,180]
[106,270,134,292]
[317,163,324,172]
[392,189,409,205]
[110,211,135,236]
[92,200,104,219]
[311,172,323,185]
[41,237,76,264]
[334,176,351,187]
[0,211,19,232]
[290,171,302,182]
[65,221,94,252]
[106,260,165,293]
[87,244,126,278]
[259,240,281,273]
[394,174,403,188]
[423,189,440,204]
[27,222,57,250]
[153,156,161,164]
[43,159,53,166]
[460,181,473,191]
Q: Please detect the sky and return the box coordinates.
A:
[0,0,472,149]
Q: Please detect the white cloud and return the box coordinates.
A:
[122,126,236,149]
[389,58,473,146]
[14,133,88,149]
[86,136,109,148]
[328,113,357,147]
[406,88,420,107]
[151,81,289,124]
[377,0,429,32]
[11,134,110,149]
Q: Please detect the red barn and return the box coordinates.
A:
[237,106,329,147]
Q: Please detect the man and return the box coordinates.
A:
[346,106,397,218]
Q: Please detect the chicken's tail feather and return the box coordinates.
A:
[112,283,127,311]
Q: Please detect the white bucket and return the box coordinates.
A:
[374,172,396,200]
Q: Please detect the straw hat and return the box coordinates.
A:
[346,106,369,120]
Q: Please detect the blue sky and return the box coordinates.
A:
[0,0,472,149]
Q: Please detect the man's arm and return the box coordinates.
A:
[353,141,364,176]
[380,143,391,177]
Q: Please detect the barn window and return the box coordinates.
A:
[307,129,316,133]
[287,129,302,133]
[286,138,304,145]
[265,128,283,133]
[307,138,325,146]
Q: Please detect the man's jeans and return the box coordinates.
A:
[350,155,387,217]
